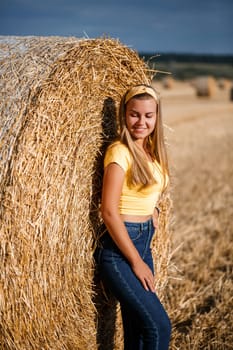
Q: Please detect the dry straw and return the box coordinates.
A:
[0,36,172,349]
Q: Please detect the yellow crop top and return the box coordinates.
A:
[104,141,168,215]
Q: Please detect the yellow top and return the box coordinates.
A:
[104,141,167,215]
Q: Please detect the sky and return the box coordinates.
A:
[0,0,233,55]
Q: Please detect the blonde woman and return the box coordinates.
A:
[95,85,171,349]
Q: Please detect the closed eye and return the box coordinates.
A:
[130,113,139,118]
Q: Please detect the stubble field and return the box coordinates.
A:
[154,80,233,349]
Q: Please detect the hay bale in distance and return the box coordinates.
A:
[194,76,217,97]
[218,78,232,90]
[162,76,175,89]
[0,36,172,350]
[230,86,233,101]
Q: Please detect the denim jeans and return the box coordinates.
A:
[95,219,171,350]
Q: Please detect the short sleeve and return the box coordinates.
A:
[104,142,131,172]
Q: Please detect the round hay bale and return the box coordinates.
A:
[230,86,233,101]
[0,36,172,350]
[218,78,232,90]
[194,75,217,97]
[162,76,175,89]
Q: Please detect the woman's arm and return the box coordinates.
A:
[152,206,160,229]
[101,162,155,292]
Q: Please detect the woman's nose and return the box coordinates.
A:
[137,115,145,123]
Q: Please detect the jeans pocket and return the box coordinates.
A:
[125,225,142,241]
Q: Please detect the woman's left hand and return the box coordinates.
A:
[152,207,160,229]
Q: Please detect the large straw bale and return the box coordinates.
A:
[0,36,172,349]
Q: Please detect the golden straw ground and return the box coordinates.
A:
[0,36,172,349]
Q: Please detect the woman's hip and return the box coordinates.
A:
[97,218,155,258]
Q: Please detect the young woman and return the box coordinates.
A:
[96,84,171,350]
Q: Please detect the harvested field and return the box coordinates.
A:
[0,34,232,349]
[152,80,233,349]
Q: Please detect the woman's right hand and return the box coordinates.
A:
[131,258,155,293]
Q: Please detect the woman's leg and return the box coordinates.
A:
[98,220,171,349]
[121,302,143,350]
[100,248,171,350]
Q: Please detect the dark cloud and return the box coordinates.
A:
[0,0,232,53]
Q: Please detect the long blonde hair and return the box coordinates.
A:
[118,84,169,191]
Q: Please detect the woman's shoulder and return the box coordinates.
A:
[107,140,130,155]
[104,141,131,169]
[106,141,131,159]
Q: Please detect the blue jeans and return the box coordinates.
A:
[95,219,171,350]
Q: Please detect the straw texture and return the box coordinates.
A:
[0,36,172,349]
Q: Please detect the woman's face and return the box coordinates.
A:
[125,97,157,143]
